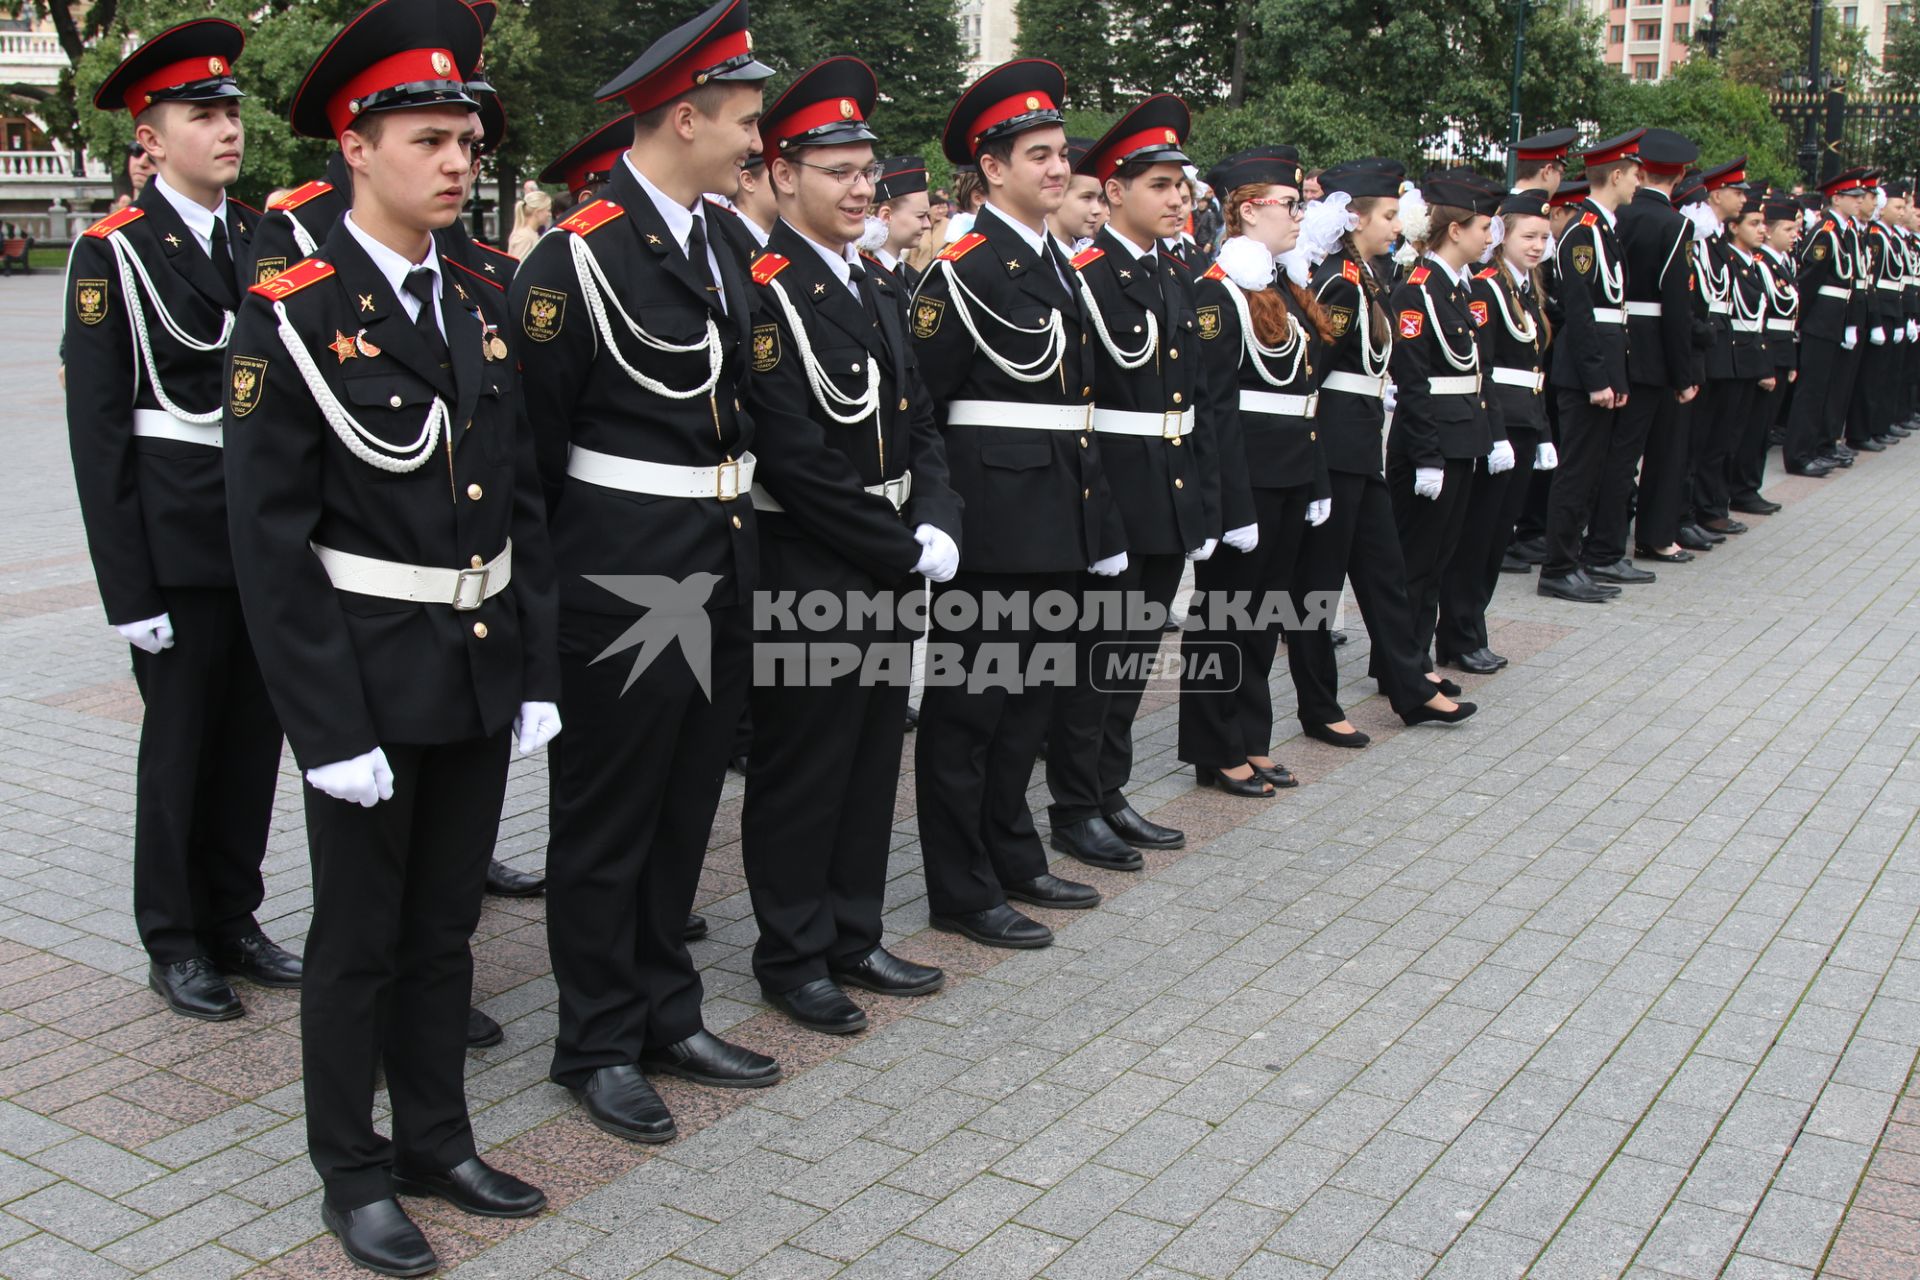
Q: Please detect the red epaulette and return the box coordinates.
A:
[750,252,792,285]
[447,256,503,292]
[1475,266,1498,279]
[248,257,334,300]
[83,206,145,239]
[558,200,623,236]
[1408,265,1431,286]
[1071,245,1105,270]
[938,232,986,263]
[1341,259,1361,284]
[1203,263,1226,281]
[1580,212,1598,227]
[269,180,333,212]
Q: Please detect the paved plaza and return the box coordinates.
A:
[2,269,1919,1278]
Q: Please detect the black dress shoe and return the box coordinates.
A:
[571,1065,676,1143]
[211,932,303,988]
[683,913,710,942]
[931,903,1056,948]
[1821,450,1854,468]
[1874,433,1897,446]
[1249,761,1298,789]
[729,755,750,775]
[467,1007,503,1049]
[1510,535,1548,564]
[1889,424,1913,438]
[1572,570,1621,596]
[640,1030,782,1088]
[1686,522,1726,544]
[1585,559,1655,584]
[763,979,866,1035]
[1049,817,1143,871]
[904,704,919,732]
[1675,525,1716,549]
[1499,552,1533,574]
[1194,764,1273,798]
[832,946,944,997]
[150,958,243,1022]
[1103,803,1185,850]
[1853,437,1887,452]
[1003,873,1101,910]
[1443,649,1501,675]
[394,1156,546,1219]
[1730,498,1783,515]
[1700,518,1747,535]
[1786,459,1835,477]
[1401,700,1478,727]
[1302,721,1370,748]
[1833,442,1857,459]
[1330,630,1348,647]
[321,1197,437,1277]
[1538,573,1613,603]
[1635,545,1695,563]
[484,859,546,897]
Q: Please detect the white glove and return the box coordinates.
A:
[1488,440,1516,474]
[1088,552,1128,577]
[305,747,395,808]
[1382,379,1399,415]
[1306,499,1331,527]
[115,613,175,655]
[1896,327,1908,343]
[1871,326,1887,346]
[1413,467,1445,500]
[1843,325,1859,350]
[514,701,561,756]
[1187,538,1218,562]
[1908,320,1917,341]
[1535,442,1559,471]
[912,524,959,583]
[1222,524,1259,552]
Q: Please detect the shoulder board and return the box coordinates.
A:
[1821,219,1835,233]
[938,232,987,263]
[1071,245,1105,270]
[248,257,335,301]
[558,200,624,237]
[1475,266,1498,280]
[269,179,334,212]
[1580,212,1598,227]
[1342,259,1360,284]
[1408,265,1431,285]
[447,256,503,292]
[750,252,792,286]
[83,206,145,239]
[1203,262,1226,281]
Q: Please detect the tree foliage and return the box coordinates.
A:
[1595,56,1798,187]
[1720,0,1872,91]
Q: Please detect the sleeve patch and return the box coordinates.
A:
[1328,306,1353,338]
[1398,309,1424,339]
[557,200,624,236]
[82,206,144,239]
[912,295,945,339]
[74,277,109,326]
[521,286,567,342]
[1469,300,1489,326]
[1197,305,1221,340]
[937,232,987,263]
[228,355,268,418]
[751,324,780,372]
[248,258,335,300]
[253,257,288,286]
[1071,245,1105,270]
[750,253,792,285]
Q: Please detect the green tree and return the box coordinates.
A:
[1015,0,1123,113]
[1875,13,1920,178]
[1720,0,1872,90]
[1592,57,1797,187]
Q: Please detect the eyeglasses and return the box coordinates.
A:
[1244,197,1304,218]
[792,160,885,187]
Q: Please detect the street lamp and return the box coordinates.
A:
[1505,0,1543,188]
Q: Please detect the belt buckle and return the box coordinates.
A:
[1303,392,1319,419]
[715,459,741,502]
[453,565,489,611]
[1162,409,1185,440]
[1083,404,1096,432]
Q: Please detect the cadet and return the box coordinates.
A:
[1856,174,1907,452]
[511,0,783,1144]
[223,0,560,1269]
[67,19,298,1024]
[867,155,934,291]
[1048,138,1104,255]
[1688,163,1774,539]
[1740,192,1803,509]
[1783,169,1873,477]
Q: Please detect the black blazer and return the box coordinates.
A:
[1757,246,1799,372]
[1473,263,1552,441]
[1707,239,1772,381]
[1309,249,1392,478]
[1387,261,1499,467]
[1550,199,1630,396]
[1618,187,1694,390]
[246,153,349,289]
[1797,215,1869,342]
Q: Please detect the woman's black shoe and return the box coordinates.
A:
[1429,676,1462,698]
[1250,761,1298,789]
[1401,700,1478,727]
[1195,765,1273,797]
[1635,545,1695,564]
[1302,722,1370,748]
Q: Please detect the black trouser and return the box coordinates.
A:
[1543,390,1616,579]
[1785,336,1859,469]
[1513,393,1557,545]
[1625,386,1684,554]
[1691,377,1755,524]
[742,629,911,994]
[1732,374,1786,506]
[1386,451,1474,672]
[1178,486,1309,768]
[302,731,507,1209]
[1852,337,1900,443]
[127,587,281,965]
[916,569,1066,915]
[1437,427,1538,660]
[1288,470,1433,724]
[1581,384,1657,569]
[546,606,750,1087]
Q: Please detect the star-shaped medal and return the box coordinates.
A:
[1006,258,1020,271]
[328,331,359,363]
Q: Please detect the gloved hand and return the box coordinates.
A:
[912,524,959,583]
[1909,319,1918,342]
[1413,467,1445,500]
[1088,552,1128,577]
[115,613,175,655]
[1896,326,1908,344]
[306,747,395,808]
[1844,325,1859,350]
[1535,442,1559,471]
[1382,379,1399,415]
[1187,538,1218,562]
[515,702,561,756]
[1222,524,1259,553]
[1488,440,1516,474]
[1871,326,1887,346]
[1306,499,1331,527]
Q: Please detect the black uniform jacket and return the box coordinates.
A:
[247,154,349,289]
[1550,200,1630,396]
[1797,215,1869,342]
[706,196,764,271]
[1757,246,1800,372]
[65,182,257,625]
[1387,260,1500,467]
[1707,239,1772,382]
[222,221,559,769]
[1618,186,1694,389]
[909,202,1124,573]
[744,220,961,588]
[1473,263,1554,440]
[509,161,760,611]
[1309,249,1393,478]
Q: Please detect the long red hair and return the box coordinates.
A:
[1224,183,1336,345]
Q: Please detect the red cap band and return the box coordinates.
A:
[1583,137,1642,167]
[123,53,233,117]
[616,30,751,116]
[1515,143,1569,162]
[773,95,865,145]
[1092,126,1183,183]
[1641,158,1689,177]
[1704,163,1746,190]
[564,147,626,196]
[966,90,1058,153]
[328,47,463,136]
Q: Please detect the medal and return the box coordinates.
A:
[354,329,382,358]
[483,327,508,361]
[328,331,358,363]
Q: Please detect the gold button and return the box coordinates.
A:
[1170,348,1180,360]
[467,483,483,501]
[470,555,484,569]
[472,622,488,639]
[1174,478,1184,489]
[1080,436,1088,448]
[1083,487,1091,499]
[732,514,742,528]
[1081,334,1088,344]
[899,398,909,411]
[389,394,402,409]
[1171,437,1182,447]
[1082,386,1091,396]
[1310,432,1318,441]
[1173,393,1183,405]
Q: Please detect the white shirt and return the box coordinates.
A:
[874,247,900,272]
[151,172,229,260]
[344,211,446,341]
[979,201,1068,288]
[1423,251,1471,290]
[786,219,862,300]
[1109,226,1159,263]
[1591,199,1618,231]
[627,154,727,313]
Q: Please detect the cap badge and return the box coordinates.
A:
[745,29,754,50]
[1164,129,1177,143]
[1025,96,1040,111]
[840,99,855,119]
[208,57,225,76]
[432,51,454,77]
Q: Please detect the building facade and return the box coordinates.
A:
[957,0,1020,81]
[1588,0,1911,82]
[0,14,114,240]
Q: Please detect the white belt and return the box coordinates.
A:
[1428,374,1480,396]
[1491,367,1546,391]
[1877,280,1905,292]
[1818,285,1852,300]
[1322,371,1387,398]
[1591,307,1625,325]
[1708,300,1731,315]
[1092,407,1194,439]
[1238,389,1319,419]
[312,541,511,612]
[1766,318,1796,332]
[1624,301,1663,317]
[946,400,1093,432]
[1732,317,1763,334]
[752,472,913,513]
[133,408,222,448]
[567,446,755,501]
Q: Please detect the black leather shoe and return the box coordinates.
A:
[571,1065,676,1143]
[1635,545,1695,563]
[1685,522,1726,544]
[393,1156,546,1219]
[1888,424,1913,438]
[904,704,919,731]
[931,903,1056,948]
[1821,450,1854,468]
[1731,498,1783,515]
[1486,649,1509,668]
[1853,437,1887,452]
[467,1008,502,1049]
[1510,535,1547,564]
[1302,721,1369,748]
[1049,817,1143,871]
[1585,559,1655,585]
[684,914,709,942]
[1499,552,1533,574]
[211,932,303,989]
[1538,573,1613,603]
[1003,874,1101,910]
[640,1030,782,1088]
[150,958,243,1022]
[1572,570,1621,596]
[763,979,866,1034]
[1402,700,1478,727]
[321,1197,437,1277]
[1443,649,1501,675]
[1103,803,1185,850]
[1833,442,1857,459]
[1675,525,1716,549]
[1195,764,1273,798]
[485,859,545,897]
[1700,518,1747,535]
[832,946,944,997]
[1786,459,1835,477]
[729,755,750,776]
[1249,761,1298,789]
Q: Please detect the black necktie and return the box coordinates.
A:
[403,267,449,365]
[209,215,236,306]
[686,217,719,297]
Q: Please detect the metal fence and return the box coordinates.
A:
[1772,89,1920,183]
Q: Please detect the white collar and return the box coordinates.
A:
[1643,187,1673,204]
[626,153,704,251]
[1731,244,1755,264]
[1108,226,1159,261]
[1424,251,1470,288]
[875,247,900,271]
[979,200,1051,256]
[786,219,859,295]
[344,210,442,309]
[152,172,228,255]
[1591,200,1618,230]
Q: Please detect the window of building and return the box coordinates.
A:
[1843,5,1858,23]
[1674,22,1689,40]
[1892,3,1910,22]
[1636,20,1662,39]
[1612,0,1627,10]
[1633,60,1659,79]
[1611,23,1626,41]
